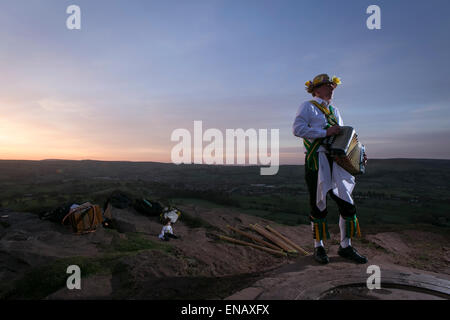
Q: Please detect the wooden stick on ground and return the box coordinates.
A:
[265,225,310,256]
[226,225,281,251]
[249,224,297,253]
[254,224,298,254]
[219,235,287,257]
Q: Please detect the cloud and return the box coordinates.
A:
[363,129,450,159]
[411,104,448,114]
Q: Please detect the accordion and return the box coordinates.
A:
[323,126,366,175]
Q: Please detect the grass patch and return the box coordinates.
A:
[179,212,220,231]
[171,197,225,209]
[108,231,173,254]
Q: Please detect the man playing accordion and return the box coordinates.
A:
[292,73,368,264]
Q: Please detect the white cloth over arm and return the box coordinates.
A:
[316,153,356,211]
[315,105,356,211]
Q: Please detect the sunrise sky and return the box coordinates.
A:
[0,0,449,164]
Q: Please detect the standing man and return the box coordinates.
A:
[292,73,368,264]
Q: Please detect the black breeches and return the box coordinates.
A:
[305,154,356,219]
[163,233,178,241]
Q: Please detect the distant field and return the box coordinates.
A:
[0,159,449,227]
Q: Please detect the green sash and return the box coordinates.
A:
[304,100,338,171]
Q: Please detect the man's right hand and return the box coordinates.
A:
[326,125,341,136]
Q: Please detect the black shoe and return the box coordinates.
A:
[338,245,368,264]
[314,246,329,264]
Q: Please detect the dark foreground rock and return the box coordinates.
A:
[1,204,449,300]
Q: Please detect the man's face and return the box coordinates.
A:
[313,83,336,101]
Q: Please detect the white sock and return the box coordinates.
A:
[339,215,351,248]
[311,222,324,247]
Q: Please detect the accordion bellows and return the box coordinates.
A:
[324,126,366,175]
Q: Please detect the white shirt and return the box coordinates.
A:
[292,97,344,152]
[292,96,355,211]
[158,225,173,239]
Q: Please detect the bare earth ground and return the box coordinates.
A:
[0,203,449,300]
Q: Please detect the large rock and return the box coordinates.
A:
[110,207,161,235]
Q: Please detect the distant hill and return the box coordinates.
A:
[0,159,449,227]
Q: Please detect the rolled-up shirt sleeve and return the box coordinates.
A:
[292,102,327,139]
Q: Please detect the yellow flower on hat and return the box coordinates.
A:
[331,76,341,85]
[305,80,312,87]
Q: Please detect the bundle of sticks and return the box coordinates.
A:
[219,223,310,257]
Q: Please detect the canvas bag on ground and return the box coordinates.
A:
[62,202,103,234]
